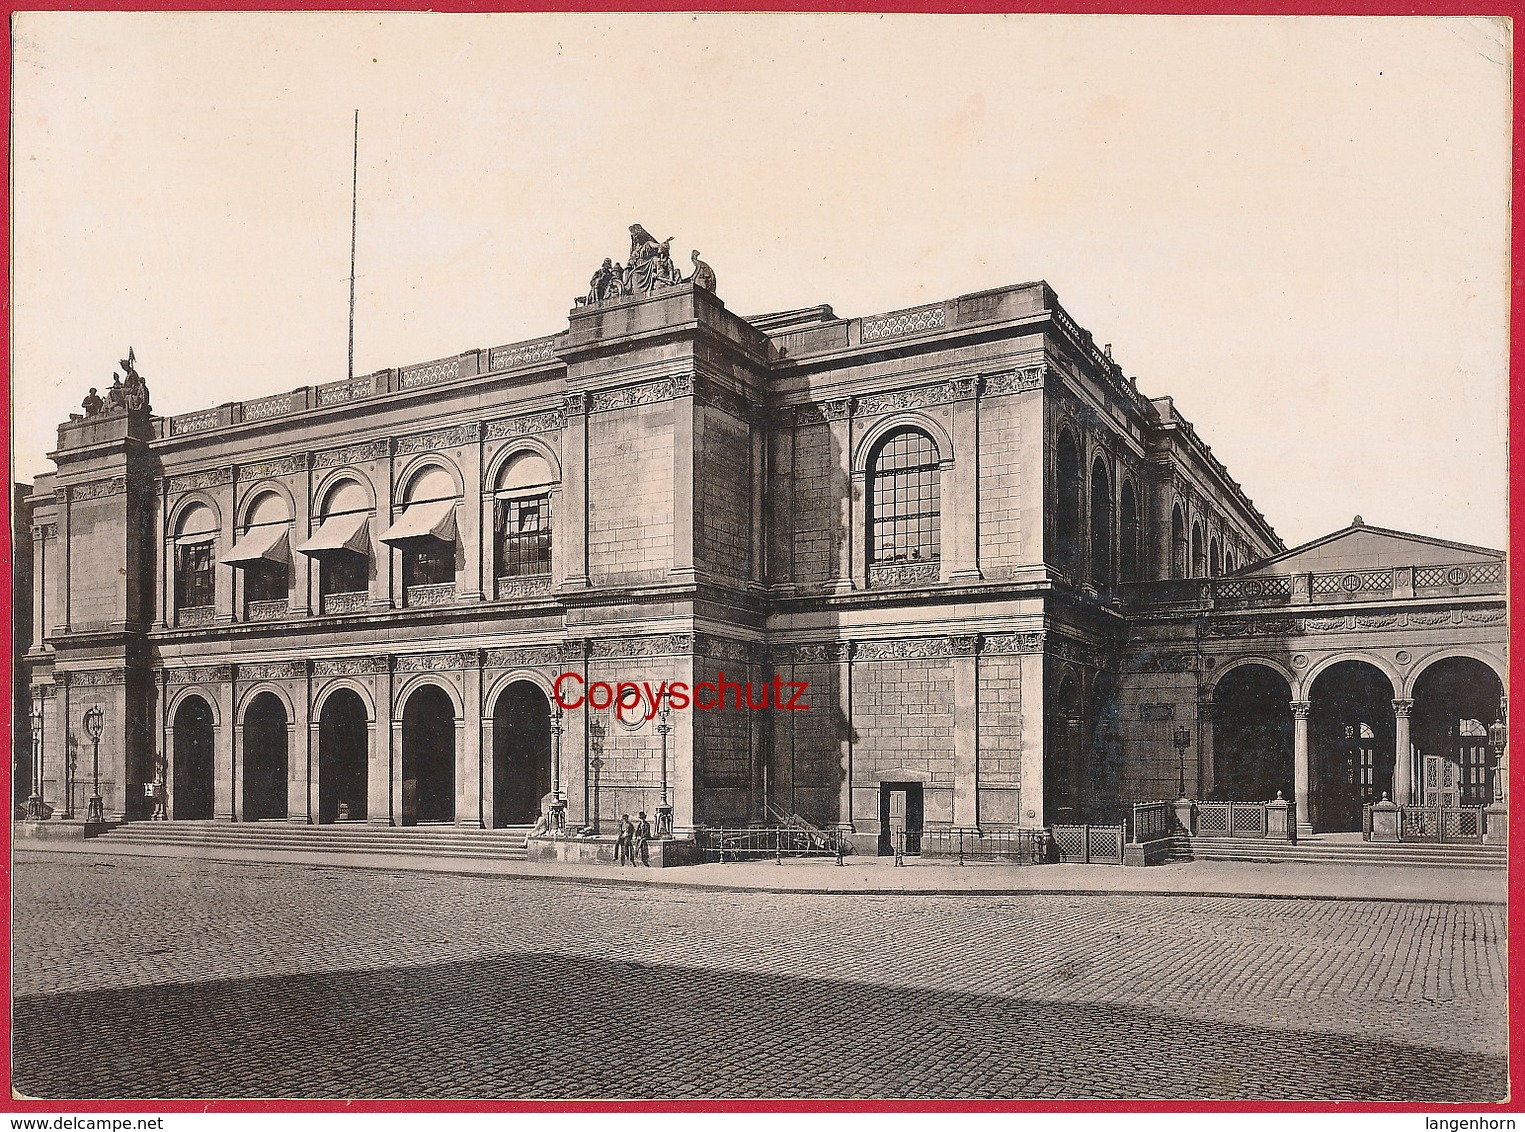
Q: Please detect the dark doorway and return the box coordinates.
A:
[1310,661,1395,832]
[319,690,369,823]
[402,685,455,825]
[172,696,216,820]
[1212,665,1294,801]
[493,682,551,827]
[877,782,924,855]
[243,693,289,821]
[1045,673,1084,824]
[1412,657,1504,808]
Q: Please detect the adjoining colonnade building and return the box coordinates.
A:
[16,230,1507,851]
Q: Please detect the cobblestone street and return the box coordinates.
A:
[11,854,1508,1102]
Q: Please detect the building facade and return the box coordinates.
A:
[17,235,1508,849]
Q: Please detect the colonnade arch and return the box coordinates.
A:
[171,694,216,820]
[1210,663,1293,802]
[401,682,457,825]
[242,690,290,820]
[318,688,370,823]
[491,681,553,826]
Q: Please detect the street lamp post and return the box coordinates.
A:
[25,689,44,821]
[83,706,105,826]
[655,703,673,839]
[1173,725,1193,799]
[1489,715,1508,806]
[589,717,605,836]
[548,705,566,835]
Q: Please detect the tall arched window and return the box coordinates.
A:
[174,503,218,613]
[299,479,372,613]
[1088,456,1111,588]
[494,451,556,591]
[1054,430,1083,574]
[225,491,292,612]
[1191,522,1206,578]
[1209,536,1222,578]
[868,429,941,566]
[383,465,460,597]
[1171,504,1187,580]
[1119,481,1141,583]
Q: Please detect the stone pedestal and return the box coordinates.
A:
[1265,791,1296,842]
[1368,796,1400,842]
[14,817,115,842]
[1172,798,1195,835]
[526,834,699,868]
[1484,802,1508,846]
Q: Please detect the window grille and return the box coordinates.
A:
[176,543,215,609]
[497,493,553,578]
[868,431,941,565]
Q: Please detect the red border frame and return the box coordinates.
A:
[1,1,1519,1113]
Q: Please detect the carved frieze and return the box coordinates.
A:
[983,365,1047,397]
[793,399,853,427]
[589,378,692,414]
[591,633,693,659]
[32,523,57,540]
[868,562,940,589]
[696,635,754,664]
[1123,651,1197,673]
[239,455,307,480]
[564,391,588,416]
[64,476,132,502]
[855,638,954,661]
[485,410,566,442]
[394,424,478,457]
[394,651,476,673]
[162,665,233,686]
[1463,609,1506,625]
[949,634,981,657]
[493,575,555,601]
[695,379,752,421]
[315,440,390,469]
[312,657,389,677]
[60,668,129,687]
[165,468,233,495]
[982,631,1046,656]
[238,661,307,682]
[483,645,563,670]
[856,385,952,418]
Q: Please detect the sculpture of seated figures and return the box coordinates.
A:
[106,374,125,409]
[586,258,617,306]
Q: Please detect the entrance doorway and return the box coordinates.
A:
[1309,661,1395,832]
[493,682,552,827]
[243,693,289,821]
[172,696,216,820]
[402,684,455,824]
[878,782,924,855]
[318,689,368,823]
[1412,657,1504,808]
[1044,674,1084,824]
[1211,664,1294,800]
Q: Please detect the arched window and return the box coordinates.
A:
[1191,521,1205,578]
[494,452,556,590]
[1209,536,1222,578]
[1054,430,1083,574]
[868,429,941,566]
[299,479,372,612]
[174,503,218,612]
[225,491,292,611]
[1088,456,1111,588]
[1171,504,1187,580]
[1224,550,1238,575]
[383,466,460,596]
[1119,481,1141,583]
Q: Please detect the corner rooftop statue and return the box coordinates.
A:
[577,223,716,306]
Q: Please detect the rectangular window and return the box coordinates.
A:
[403,539,455,588]
[496,494,553,578]
[244,560,289,603]
[176,542,215,609]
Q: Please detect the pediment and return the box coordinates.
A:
[1239,522,1502,576]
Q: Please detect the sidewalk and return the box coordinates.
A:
[13,838,1508,903]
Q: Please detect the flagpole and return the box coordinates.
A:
[348,109,358,382]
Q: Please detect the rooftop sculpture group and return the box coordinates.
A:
[80,348,151,417]
[577,224,716,307]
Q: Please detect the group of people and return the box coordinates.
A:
[614,811,653,866]
[577,224,716,307]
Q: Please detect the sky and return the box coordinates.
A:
[10,12,1511,550]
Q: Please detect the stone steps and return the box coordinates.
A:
[92,820,534,860]
[1186,835,1506,870]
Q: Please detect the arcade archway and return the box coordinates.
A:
[1211,665,1293,801]
[243,692,289,821]
[319,689,369,823]
[172,696,215,820]
[402,684,456,825]
[1309,661,1395,832]
[493,682,552,826]
[1411,657,1504,807]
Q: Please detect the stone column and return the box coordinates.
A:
[946,377,983,582]
[458,665,483,828]
[459,437,485,603]
[30,527,47,648]
[230,721,245,823]
[827,400,855,593]
[562,392,590,588]
[1292,699,1313,835]
[951,634,980,829]
[1392,698,1414,805]
[305,719,321,822]
[480,712,497,830]
[836,641,855,829]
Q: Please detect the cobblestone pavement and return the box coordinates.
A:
[11,855,1508,1102]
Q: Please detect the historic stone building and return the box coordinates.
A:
[16,230,1508,850]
